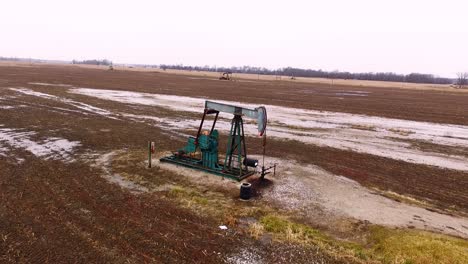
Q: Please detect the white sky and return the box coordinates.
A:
[1,0,467,77]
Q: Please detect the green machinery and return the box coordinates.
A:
[160,101,267,181]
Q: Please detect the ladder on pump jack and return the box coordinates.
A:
[160,100,269,181]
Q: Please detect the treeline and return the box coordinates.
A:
[0,56,22,61]
[160,64,453,85]
[72,59,112,66]
[0,56,45,63]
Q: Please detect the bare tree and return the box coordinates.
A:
[456,72,468,89]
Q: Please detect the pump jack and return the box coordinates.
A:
[160,101,267,181]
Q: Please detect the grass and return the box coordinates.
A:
[153,178,468,264]
[258,215,367,262]
[248,222,264,239]
[378,190,428,208]
[397,137,468,159]
[169,186,209,206]
[254,214,468,264]
[388,128,414,136]
[350,124,377,132]
[368,226,468,264]
[260,214,324,241]
[112,151,468,264]
[272,121,330,132]
[167,185,264,224]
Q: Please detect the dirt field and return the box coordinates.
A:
[1,62,468,263]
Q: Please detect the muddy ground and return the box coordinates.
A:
[1,63,468,263]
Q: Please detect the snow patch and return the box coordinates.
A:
[0,145,8,156]
[335,92,368,97]
[10,87,58,99]
[95,151,149,193]
[10,87,114,118]
[0,128,80,161]
[28,82,73,87]
[70,87,204,113]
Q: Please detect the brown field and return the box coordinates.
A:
[1,62,467,263]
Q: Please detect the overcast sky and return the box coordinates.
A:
[1,0,467,77]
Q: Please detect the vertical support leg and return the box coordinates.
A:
[229,118,239,169]
[224,118,236,170]
[240,118,248,172]
[224,115,249,177]
[237,118,243,176]
[148,141,152,168]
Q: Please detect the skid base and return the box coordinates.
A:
[160,155,254,181]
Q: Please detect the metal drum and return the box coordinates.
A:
[240,182,252,200]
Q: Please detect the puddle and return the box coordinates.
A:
[28,82,73,87]
[95,151,149,194]
[0,145,8,156]
[0,127,80,161]
[335,92,368,97]
[10,87,115,118]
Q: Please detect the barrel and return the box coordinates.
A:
[240,182,252,200]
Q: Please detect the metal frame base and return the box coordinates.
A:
[160,155,254,181]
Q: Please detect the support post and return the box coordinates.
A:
[148,141,152,168]
[224,115,249,176]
